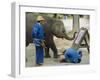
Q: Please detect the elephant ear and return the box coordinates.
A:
[51,20,59,32]
[51,19,63,34]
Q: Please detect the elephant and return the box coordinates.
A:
[26,12,76,58]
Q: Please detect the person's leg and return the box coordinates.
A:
[39,47,44,64]
[77,51,82,63]
[79,51,82,57]
[36,46,44,65]
[36,46,39,64]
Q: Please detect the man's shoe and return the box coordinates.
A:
[35,63,43,66]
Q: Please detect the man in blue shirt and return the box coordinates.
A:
[64,48,82,63]
[32,16,46,66]
[60,48,82,63]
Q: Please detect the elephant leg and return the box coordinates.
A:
[44,47,51,58]
[50,42,58,58]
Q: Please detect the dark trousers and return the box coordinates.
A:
[35,46,44,64]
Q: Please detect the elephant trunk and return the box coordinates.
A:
[65,32,77,40]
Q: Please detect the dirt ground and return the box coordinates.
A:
[25,37,89,67]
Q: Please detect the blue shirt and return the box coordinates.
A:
[32,22,45,46]
[32,22,45,39]
[64,48,82,63]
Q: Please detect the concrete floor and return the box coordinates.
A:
[25,38,89,67]
[25,17,90,67]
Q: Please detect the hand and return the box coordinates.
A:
[41,40,45,48]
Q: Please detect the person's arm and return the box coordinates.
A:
[32,24,39,38]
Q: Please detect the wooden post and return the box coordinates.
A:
[73,15,80,32]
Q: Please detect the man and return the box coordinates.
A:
[32,16,46,66]
[59,48,82,63]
